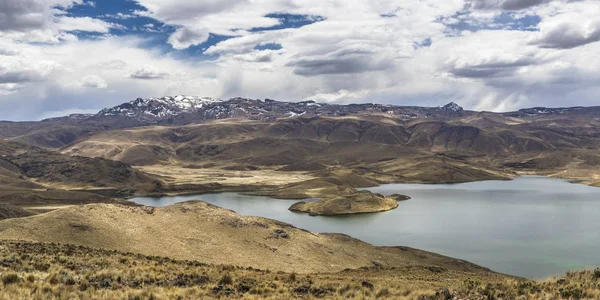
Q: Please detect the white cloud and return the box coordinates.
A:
[168,27,210,50]
[1,0,600,120]
[0,0,114,43]
[0,48,20,56]
[80,74,107,88]
[0,83,23,94]
[55,16,114,33]
[129,65,170,79]
[0,36,221,120]
[531,2,600,49]
[465,0,553,11]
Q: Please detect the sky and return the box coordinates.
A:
[0,0,599,120]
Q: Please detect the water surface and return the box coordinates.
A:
[131,176,600,278]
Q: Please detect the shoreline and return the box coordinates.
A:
[122,170,598,200]
[8,174,600,280]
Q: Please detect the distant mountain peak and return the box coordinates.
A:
[441,102,463,112]
[94,96,475,124]
[98,95,223,120]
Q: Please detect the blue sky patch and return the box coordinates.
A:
[250,13,325,32]
[62,1,535,60]
[255,43,283,51]
[414,38,432,49]
[63,3,321,58]
[65,0,164,38]
[441,11,541,34]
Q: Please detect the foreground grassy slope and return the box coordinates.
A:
[0,241,598,299]
[0,202,493,274]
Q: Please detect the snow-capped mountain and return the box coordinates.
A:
[98,95,223,120]
[517,106,584,116]
[93,96,470,124]
[441,102,463,112]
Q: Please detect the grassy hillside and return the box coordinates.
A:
[0,201,495,274]
[0,140,164,208]
[0,241,598,299]
[59,115,600,191]
[0,204,34,220]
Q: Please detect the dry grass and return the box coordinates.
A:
[0,241,598,299]
[136,165,314,189]
[0,202,504,275]
[289,190,402,216]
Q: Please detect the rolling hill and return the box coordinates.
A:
[1,97,599,210]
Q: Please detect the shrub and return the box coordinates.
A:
[376,288,390,298]
[219,273,233,285]
[338,284,351,295]
[2,273,21,285]
[362,280,375,290]
[560,286,584,299]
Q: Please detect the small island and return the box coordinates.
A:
[289,190,410,216]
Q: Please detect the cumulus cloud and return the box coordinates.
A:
[287,45,395,76]
[0,70,40,83]
[447,56,541,78]
[465,0,553,10]
[0,57,59,84]
[0,0,113,43]
[129,65,169,79]
[1,0,600,120]
[99,60,127,70]
[0,36,222,120]
[55,16,114,33]
[0,48,19,56]
[0,83,23,94]
[80,74,107,88]
[231,50,280,63]
[533,21,600,49]
[168,27,210,50]
[0,0,53,32]
[134,0,274,49]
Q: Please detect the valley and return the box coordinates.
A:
[129,176,600,279]
[1,96,600,298]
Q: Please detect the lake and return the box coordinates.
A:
[130,176,600,279]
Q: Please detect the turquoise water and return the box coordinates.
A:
[130,176,600,278]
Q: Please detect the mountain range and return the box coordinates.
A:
[1,96,599,205]
[1,95,600,298]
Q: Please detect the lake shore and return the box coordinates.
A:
[129,176,600,279]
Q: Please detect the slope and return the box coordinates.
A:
[0,201,493,274]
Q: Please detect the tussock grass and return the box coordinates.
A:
[0,241,598,299]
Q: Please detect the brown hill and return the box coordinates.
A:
[0,156,42,190]
[0,189,133,208]
[0,201,493,274]
[0,140,161,209]
[60,115,600,174]
[9,148,156,189]
[1,140,159,191]
[0,203,35,220]
[4,102,600,195]
[50,113,600,194]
